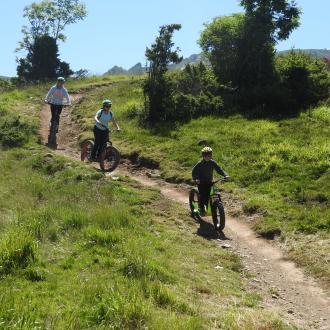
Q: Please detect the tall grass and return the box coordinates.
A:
[0,227,37,274]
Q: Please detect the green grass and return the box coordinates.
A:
[0,80,295,328]
[0,78,311,328]
[72,78,330,284]
[0,75,142,146]
[0,148,294,329]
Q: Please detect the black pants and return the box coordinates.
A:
[198,183,212,211]
[91,126,109,159]
[50,104,63,127]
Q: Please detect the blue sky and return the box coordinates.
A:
[1,0,329,77]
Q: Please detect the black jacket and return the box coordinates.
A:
[192,159,228,183]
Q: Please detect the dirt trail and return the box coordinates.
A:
[40,96,330,330]
[40,94,83,158]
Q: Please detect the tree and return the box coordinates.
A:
[238,0,300,86]
[199,0,301,115]
[16,35,73,81]
[73,69,89,79]
[18,0,87,51]
[199,14,245,88]
[276,51,330,113]
[57,61,74,78]
[144,24,182,123]
[240,0,300,42]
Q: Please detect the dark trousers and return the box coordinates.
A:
[91,126,108,159]
[197,183,212,211]
[50,104,63,127]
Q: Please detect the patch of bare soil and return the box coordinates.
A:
[39,99,330,330]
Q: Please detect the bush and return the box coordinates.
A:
[0,113,34,147]
[0,78,10,91]
[171,91,223,121]
[169,63,224,120]
[141,63,224,123]
[237,51,330,118]
[30,153,66,175]
[276,51,330,115]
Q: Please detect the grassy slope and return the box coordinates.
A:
[0,82,294,328]
[72,77,330,284]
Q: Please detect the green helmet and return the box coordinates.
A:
[102,99,112,107]
[201,146,213,154]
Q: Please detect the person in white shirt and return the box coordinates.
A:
[44,77,71,132]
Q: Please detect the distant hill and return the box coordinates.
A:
[103,63,146,76]
[127,63,146,75]
[104,54,208,75]
[104,49,330,75]
[104,65,127,75]
[169,53,209,70]
[278,49,330,59]
[0,76,11,81]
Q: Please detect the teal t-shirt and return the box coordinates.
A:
[95,109,113,130]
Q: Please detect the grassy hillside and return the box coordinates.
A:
[73,77,330,284]
[0,81,293,328]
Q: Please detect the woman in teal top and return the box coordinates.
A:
[90,99,121,160]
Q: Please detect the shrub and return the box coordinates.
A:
[141,63,224,123]
[0,114,34,147]
[169,63,224,120]
[0,78,10,91]
[276,51,330,115]
[31,153,66,175]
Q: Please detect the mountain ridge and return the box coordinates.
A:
[104,48,330,75]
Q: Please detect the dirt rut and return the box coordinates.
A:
[40,96,330,330]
